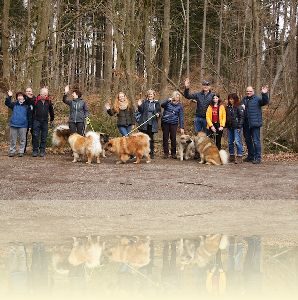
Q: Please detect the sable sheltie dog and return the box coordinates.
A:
[194,131,229,165]
[52,124,71,154]
[104,132,151,164]
[106,236,151,269]
[68,131,103,164]
[178,134,196,161]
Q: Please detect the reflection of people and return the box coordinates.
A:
[161,91,184,159]
[243,236,262,295]
[31,242,49,291]
[137,90,161,159]
[7,242,29,294]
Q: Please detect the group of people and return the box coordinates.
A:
[5,79,269,164]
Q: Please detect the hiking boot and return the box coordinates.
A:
[235,156,242,164]
[32,151,38,157]
[18,153,24,157]
[39,152,45,157]
[229,155,235,163]
[163,154,169,159]
[150,153,154,159]
[171,154,177,159]
[8,153,15,157]
[252,159,261,164]
[243,157,253,162]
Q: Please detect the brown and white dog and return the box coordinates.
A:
[194,131,229,165]
[52,124,109,157]
[104,132,150,164]
[178,134,196,161]
[68,131,104,164]
[52,124,71,154]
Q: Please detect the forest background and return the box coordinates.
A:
[0,0,297,152]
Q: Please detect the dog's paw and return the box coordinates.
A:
[72,160,77,163]
[133,161,140,164]
[116,161,122,165]
[146,160,151,164]
[86,161,91,164]
[199,160,204,164]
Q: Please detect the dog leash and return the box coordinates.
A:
[85,116,95,132]
[125,113,159,137]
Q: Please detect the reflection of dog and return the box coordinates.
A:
[68,132,103,164]
[194,132,228,165]
[68,236,105,269]
[104,132,150,164]
[178,235,228,269]
[179,134,195,161]
[106,236,151,269]
[52,125,71,154]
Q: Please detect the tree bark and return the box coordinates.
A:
[32,0,52,93]
[2,0,11,81]
[200,0,208,82]
[160,0,171,98]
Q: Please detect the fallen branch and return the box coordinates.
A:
[178,181,213,188]
[265,138,291,151]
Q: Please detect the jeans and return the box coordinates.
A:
[162,122,178,155]
[32,120,48,153]
[227,128,243,156]
[243,123,261,160]
[118,125,132,137]
[194,116,207,133]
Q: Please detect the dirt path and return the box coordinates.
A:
[0,153,297,244]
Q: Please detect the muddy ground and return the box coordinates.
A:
[0,152,297,244]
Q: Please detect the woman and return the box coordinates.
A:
[206,94,226,150]
[226,93,244,163]
[105,92,135,136]
[161,91,184,159]
[63,85,89,136]
[137,89,161,159]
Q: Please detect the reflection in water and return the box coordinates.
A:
[0,235,297,299]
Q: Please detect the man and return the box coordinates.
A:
[241,85,269,164]
[24,87,35,153]
[184,78,214,133]
[184,78,214,159]
[32,87,54,157]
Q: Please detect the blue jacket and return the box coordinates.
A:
[183,88,214,118]
[5,96,32,128]
[137,99,161,133]
[161,99,184,128]
[241,93,269,128]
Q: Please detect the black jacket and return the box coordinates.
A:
[33,96,54,122]
[107,107,135,126]
[226,104,244,129]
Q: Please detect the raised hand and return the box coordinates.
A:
[64,85,70,94]
[261,85,269,94]
[184,78,190,88]
[7,90,13,97]
[105,102,111,110]
[137,99,142,106]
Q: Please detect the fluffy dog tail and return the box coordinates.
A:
[52,124,71,146]
[86,131,102,155]
[219,150,229,165]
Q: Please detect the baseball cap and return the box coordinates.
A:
[202,80,210,86]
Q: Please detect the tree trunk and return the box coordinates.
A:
[216,0,224,87]
[32,0,52,93]
[103,1,113,102]
[2,0,11,82]
[144,3,153,89]
[200,0,208,82]
[252,0,261,92]
[160,0,171,98]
